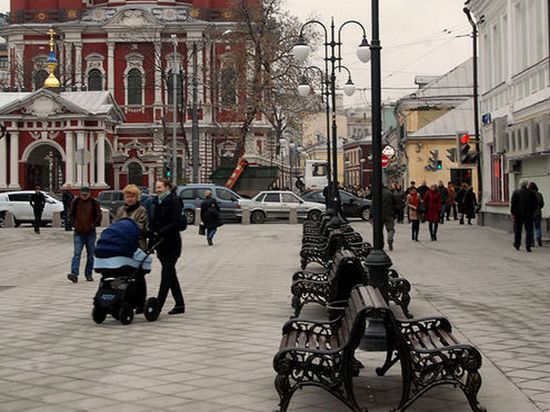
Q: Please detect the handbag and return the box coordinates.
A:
[418,201,426,214]
[198,224,206,236]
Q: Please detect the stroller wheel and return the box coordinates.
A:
[92,307,107,324]
[144,297,161,322]
[118,302,134,325]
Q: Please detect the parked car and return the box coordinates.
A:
[301,189,371,221]
[97,190,125,220]
[237,191,325,224]
[0,191,64,227]
[176,184,242,223]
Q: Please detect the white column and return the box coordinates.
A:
[76,131,85,186]
[74,43,82,90]
[65,131,75,185]
[8,132,20,189]
[148,167,154,192]
[89,132,96,186]
[97,132,107,187]
[107,42,115,94]
[154,41,162,105]
[0,135,7,189]
[66,44,73,88]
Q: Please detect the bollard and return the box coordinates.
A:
[3,211,15,228]
[288,206,298,224]
[52,211,62,228]
[100,209,110,227]
[194,208,201,226]
[241,207,250,225]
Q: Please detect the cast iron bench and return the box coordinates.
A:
[292,260,413,319]
[273,285,388,412]
[377,313,486,412]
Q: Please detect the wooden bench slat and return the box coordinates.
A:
[438,329,460,346]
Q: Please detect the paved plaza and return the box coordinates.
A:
[0,220,548,411]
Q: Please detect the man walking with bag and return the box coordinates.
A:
[30,186,46,234]
[200,190,222,246]
[67,187,102,282]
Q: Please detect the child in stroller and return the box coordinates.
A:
[92,218,161,325]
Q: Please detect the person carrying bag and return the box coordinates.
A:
[200,190,222,246]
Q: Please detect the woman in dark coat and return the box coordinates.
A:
[200,190,222,246]
[423,183,442,241]
[151,179,185,315]
[457,183,468,224]
[463,185,477,225]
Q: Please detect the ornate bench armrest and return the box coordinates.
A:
[410,344,483,370]
[292,269,330,281]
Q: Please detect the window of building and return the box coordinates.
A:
[220,67,236,107]
[87,69,103,91]
[0,56,7,69]
[166,70,184,106]
[490,153,509,203]
[127,69,143,105]
[34,70,48,90]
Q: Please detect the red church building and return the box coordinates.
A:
[0,0,273,192]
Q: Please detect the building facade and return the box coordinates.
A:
[0,0,272,192]
[470,0,550,233]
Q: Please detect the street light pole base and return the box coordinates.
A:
[361,248,392,351]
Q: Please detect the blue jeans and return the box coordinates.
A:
[71,232,96,277]
[532,214,542,246]
[207,228,217,241]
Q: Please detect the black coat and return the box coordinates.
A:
[30,192,46,211]
[200,198,222,230]
[62,190,74,209]
[151,193,182,259]
[463,189,477,218]
[511,187,537,218]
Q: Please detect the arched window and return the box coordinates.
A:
[221,67,236,106]
[166,70,184,106]
[34,70,49,90]
[127,69,143,105]
[88,69,103,91]
[128,162,143,186]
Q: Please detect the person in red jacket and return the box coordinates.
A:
[423,183,442,241]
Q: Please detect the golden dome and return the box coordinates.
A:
[44,72,60,89]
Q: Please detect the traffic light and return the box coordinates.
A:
[425,149,440,172]
[166,166,171,178]
[457,132,479,164]
[446,148,457,163]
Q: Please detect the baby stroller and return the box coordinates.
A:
[92,219,161,325]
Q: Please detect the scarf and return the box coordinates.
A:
[409,192,419,207]
[125,202,141,212]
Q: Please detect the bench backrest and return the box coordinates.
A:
[335,285,389,353]
[328,249,366,303]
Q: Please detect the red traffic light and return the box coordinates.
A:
[460,133,471,145]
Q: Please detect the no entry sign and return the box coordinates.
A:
[381,154,389,168]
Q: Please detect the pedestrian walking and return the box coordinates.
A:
[529,182,544,247]
[446,182,457,221]
[382,185,396,250]
[457,183,468,224]
[511,179,538,252]
[463,185,478,225]
[406,187,421,241]
[67,187,102,283]
[405,181,416,195]
[438,180,448,224]
[61,185,74,231]
[151,179,185,315]
[423,183,442,241]
[29,186,46,234]
[200,190,222,246]
[115,184,149,250]
[392,183,406,224]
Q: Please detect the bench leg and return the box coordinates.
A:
[375,348,399,377]
[463,371,487,412]
[290,295,302,318]
[274,374,295,412]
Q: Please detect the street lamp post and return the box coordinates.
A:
[170,34,179,186]
[293,18,370,216]
[360,158,366,188]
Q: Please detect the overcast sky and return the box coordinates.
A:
[0,0,472,105]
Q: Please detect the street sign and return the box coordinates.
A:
[382,145,396,160]
[75,148,91,165]
[381,154,389,168]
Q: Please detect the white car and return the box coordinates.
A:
[0,191,65,227]
[237,190,325,224]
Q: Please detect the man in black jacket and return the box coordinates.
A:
[62,185,74,231]
[29,186,46,234]
[511,179,538,252]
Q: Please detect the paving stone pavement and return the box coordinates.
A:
[0,220,546,411]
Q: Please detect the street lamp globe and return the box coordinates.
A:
[292,36,311,63]
[289,142,296,149]
[297,83,311,97]
[343,77,356,97]
[356,37,371,63]
[279,138,287,145]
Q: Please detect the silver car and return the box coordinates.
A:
[237,191,325,224]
